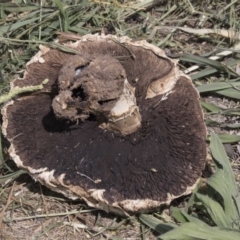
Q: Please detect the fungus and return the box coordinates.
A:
[2,33,207,215]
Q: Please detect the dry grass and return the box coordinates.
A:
[1,0,240,239]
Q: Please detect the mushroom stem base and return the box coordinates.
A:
[52,55,142,136]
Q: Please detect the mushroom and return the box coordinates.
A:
[2,33,207,215]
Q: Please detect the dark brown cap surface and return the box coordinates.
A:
[2,34,207,215]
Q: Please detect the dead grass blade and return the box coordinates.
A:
[3,208,97,223]
[0,182,15,229]
[175,27,240,40]
[0,125,3,166]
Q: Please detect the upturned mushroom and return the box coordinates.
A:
[2,33,207,215]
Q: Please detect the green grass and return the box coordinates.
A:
[1,0,240,239]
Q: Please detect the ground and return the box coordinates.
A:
[0,0,240,239]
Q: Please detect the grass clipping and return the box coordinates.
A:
[0,79,49,104]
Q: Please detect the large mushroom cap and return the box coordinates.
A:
[2,33,207,215]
